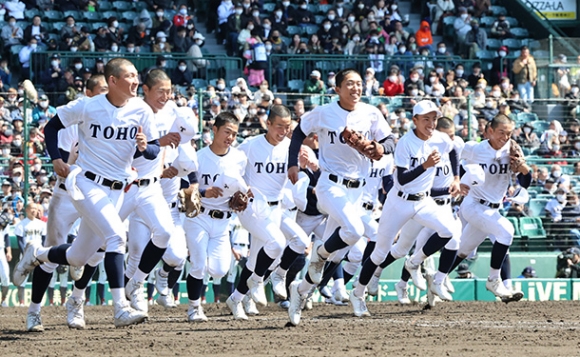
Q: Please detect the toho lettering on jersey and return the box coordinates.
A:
[299,101,391,179]
[57,94,156,181]
[461,139,511,204]
[362,154,393,205]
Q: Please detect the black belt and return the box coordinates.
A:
[59,183,67,191]
[329,174,365,188]
[233,243,248,247]
[268,201,279,206]
[133,177,159,187]
[169,201,177,209]
[397,191,428,201]
[478,199,500,209]
[362,202,374,210]
[434,198,451,206]
[200,206,232,219]
[85,171,125,190]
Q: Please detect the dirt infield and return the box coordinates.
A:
[1,301,580,356]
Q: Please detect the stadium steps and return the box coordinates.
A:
[193,15,227,57]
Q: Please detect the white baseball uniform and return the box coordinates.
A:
[184,145,247,281]
[227,217,250,284]
[0,230,10,287]
[299,101,391,247]
[14,217,46,286]
[370,130,458,266]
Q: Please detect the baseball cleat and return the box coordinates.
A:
[430,280,453,301]
[307,241,326,284]
[156,294,176,308]
[278,300,290,309]
[349,291,370,317]
[242,295,259,316]
[65,296,86,329]
[270,271,287,300]
[368,275,381,297]
[26,311,44,332]
[304,296,313,310]
[113,301,147,328]
[247,278,267,307]
[154,268,169,296]
[226,296,248,320]
[125,279,148,313]
[319,286,332,299]
[333,285,349,303]
[288,281,305,326]
[187,304,208,322]
[69,266,84,281]
[395,281,411,305]
[404,259,426,291]
[444,276,455,294]
[13,242,40,287]
[486,277,513,298]
[502,290,524,304]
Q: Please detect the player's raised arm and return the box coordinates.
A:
[288,121,307,184]
[44,114,69,178]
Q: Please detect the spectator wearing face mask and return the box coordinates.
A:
[31,94,56,126]
[270,7,288,35]
[1,16,23,50]
[515,122,540,151]
[565,85,580,120]
[153,31,172,53]
[295,0,313,26]
[463,19,486,59]
[382,69,404,96]
[170,60,194,87]
[174,5,192,27]
[18,38,38,79]
[453,7,471,44]
[186,33,207,74]
[546,187,568,223]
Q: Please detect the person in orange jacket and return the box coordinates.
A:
[415,20,433,51]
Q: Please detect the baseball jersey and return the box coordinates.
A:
[58,125,78,154]
[14,217,46,246]
[362,154,393,204]
[57,94,156,181]
[197,145,247,211]
[461,140,511,204]
[299,101,391,179]
[132,100,177,179]
[238,135,289,202]
[432,136,465,196]
[393,130,454,194]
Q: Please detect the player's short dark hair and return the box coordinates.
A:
[490,113,514,129]
[214,111,239,129]
[143,69,170,89]
[267,104,291,123]
[104,58,134,80]
[335,68,361,87]
[436,117,454,130]
[86,74,105,92]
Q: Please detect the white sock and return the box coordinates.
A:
[373,267,383,278]
[36,247,50,262]
[132,268,148,283]
[231,289,245,302]
[397,280,408,288]
[275,266,287,276]
[353,281,366,297]
[249,273,262,283]
[71,286,85,299]
[488,268,501,280]
[409,250,427,266]
[504,279,512,290]
[297,279,314,296]
[433,271,447,285]
[317,244,330,259]
[110,288,126,304]
[190,298,200,307]
[28,302,41,314]
[158,268,169,277]
[332,278,345,293]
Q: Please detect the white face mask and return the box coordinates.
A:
[410,76,418,82]
[557,194,566,203]
[39,101,48,108]
[300,5,307,9]
[127,47,135,53]
[358,4,365,9]
[249,109,257,116]
[112,21,118,28]
[411,89,418,96]
[324,24,331,30]
[156,11,164,17]
[389,76,397,82]
[12,176,22,183]
[180,8,187,15]
[74,63,82,70]
[111,45,118,52]
[235,9,243,15]
[368,16,375,21]
[552,145,561,152]
[501,83,509,89]
[572,87,579,94]
[41,202,49,210]
[399,47,406,53]
[51,60,59,67]
[195,40,203,45]
[252,11,259,17]
[429,76,437,83]
[456,69,464,77]
[263,23,271,30]
[282,1,290,7]
[70,47,78,52]
[391,5,398,10]
[328,14,335,21]
[499,51,507,57]
[436,68,444,74]
[248,25,254,30]
[30,43,38,50]
[575,142,580,150]
[2,149,10,156]
[265,44,272,51]
[217,83,225,90]
[179,65,187,71]
[461,13,468,20]
[553,170,562,178]
[353,37,360,42]
[432,91,441,97]
[159,37,167,43]
[522,127,532,134]
[276,11,283,17]
[348,16,355,22]
[33,164,41,171]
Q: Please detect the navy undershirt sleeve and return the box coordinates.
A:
[382,174,393,193]
[133,140,160,159]
[188,171,198,184]
[517,171,532,189]
[430,187,450,197]
[288,123,307,168]
[396,165,427,186]
[449,149,459,176]
[379,134,396,155]
[44,114,65,161]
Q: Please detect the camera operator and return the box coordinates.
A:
[556,247,580,278]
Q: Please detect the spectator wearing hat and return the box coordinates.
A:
[31,94,56,127]
[453,7,471,44]
[0,121,12,145]
[464,19,486,59]
[491,13,511,39]
[92,57,105,75]
[456,263,476,279]
[23,15,48,44]
[517,266,537,279]
[515,122,540,151]
[1,16,24,50]
[186,32,207,74]
[75,26,94,52]
[556,247,580,278]
[415,20,432,51]
[126,22,150,48]
[171,60,194,87]
[490,45,511,85]
[203,99,221,124]
[304,70,326,94]
[4,88,18,112]
[153,31,172,53]
[546,186,568,223]
[94,26,115,52]
[0,180,12,201]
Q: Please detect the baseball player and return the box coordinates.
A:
[350,100,461,317]
[390,117,464,304]
[0,210,13,307]
[18,75,108,330]
[183,111,247,322]
[225,218,250,297]
[225,105,301,320]
[13,58,158,330]
[438,114,531,299]
[286,68,395,326]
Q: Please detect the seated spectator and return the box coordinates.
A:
[18,38,37,79]
[565,84,580,120]
[27,127,46,155]
[491,14,511,39]
[61,16,80,40]
[173,5,192,27]
[153,32,172,53]
[453,7,471,44]
[107,17,124,45]
[345,33,365,55]
[9,132,22,157]
[307,34,325,54]
[389,21,409,44]
[270,7,287,35]
[506,90,531,114]
[31,94,56,126]
[294,0,313,26]
[382,69,404,96]
[303,70,326,94]
[1,17,23,50]
[415,20,432,51]
[170,60,193,87]
[4,0,25,20]
[464,19,486,59]
[515,122,540,151]
[434,42,453,67]
[94,27,115,52]
[517,266,536,279]
[366,43,385,78]
[433,0,455,35]
[152,8,169,29]
[545,187,568,223]
[363,67,381,97]
[126,23,150,48]
[254,80,273,105]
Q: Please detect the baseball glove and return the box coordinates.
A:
[509,139,525,173]
[228,191,249,212]
[179,187,202,218]
[341,127,383,160]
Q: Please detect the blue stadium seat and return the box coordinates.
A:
[476,49,496,60]
[43,10,63,21]
[486,38,502,50]
[191,78,208,89]
[480,16,496,27]
[533,50,549,59]
[530,120,549,132]
[63,10,81,19]
[101,11,119,21]
[112,1,133,11]
[528,198,548,217]
[288,79,304,92]
[83,11,102,22]
[318,4,332,14]
[502,38,521,49]
[305,24,319,35]
[99,2,113,11]
[287,26,301,36]
[510,27,529,38]
[121,11,139,22]
[505,17,518,27]
[24,9,40,19]
[516,112,539,123]
[490,5,507,15]
[263,3,276,12]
